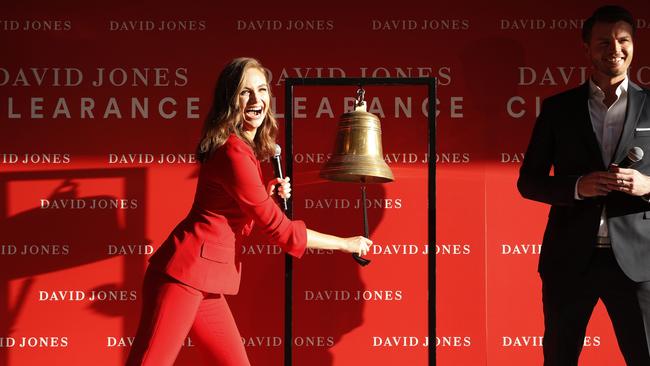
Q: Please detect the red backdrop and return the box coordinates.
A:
[1,0,650,365]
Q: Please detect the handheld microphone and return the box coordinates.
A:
[616,147,644,168]
[272,144,288,211]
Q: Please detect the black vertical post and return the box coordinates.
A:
[284,81,294,366]
[0,178,7,366]
[428,78,437,366]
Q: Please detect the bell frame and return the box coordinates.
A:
[282,77,437,366]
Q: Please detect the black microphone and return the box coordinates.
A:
[616,146,644,168]
[272,144,289,211]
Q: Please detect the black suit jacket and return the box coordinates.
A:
[518,81,650,281]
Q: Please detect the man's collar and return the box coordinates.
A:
[589,76,629,97]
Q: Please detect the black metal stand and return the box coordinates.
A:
[284,77,436,366]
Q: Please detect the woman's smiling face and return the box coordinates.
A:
[239,67,270,139]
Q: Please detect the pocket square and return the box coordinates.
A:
[636,128,650,131]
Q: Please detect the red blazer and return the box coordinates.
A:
[149,135,307,294]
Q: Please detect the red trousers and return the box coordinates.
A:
[126,268,251,366]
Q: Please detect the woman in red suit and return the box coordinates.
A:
[126,57,372,366]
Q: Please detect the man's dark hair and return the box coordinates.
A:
[582,5,635,43]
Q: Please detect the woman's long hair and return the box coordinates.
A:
[196,57,278,162]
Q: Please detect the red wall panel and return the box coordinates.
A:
[1,1,649,365]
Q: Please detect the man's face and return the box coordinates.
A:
[585,20,634,82]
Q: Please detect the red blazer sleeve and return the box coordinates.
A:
[213,138,307,258]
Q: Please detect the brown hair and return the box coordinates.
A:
[582,5,635,43]
[196,57,278,162]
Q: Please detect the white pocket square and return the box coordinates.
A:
[636,128,650,131]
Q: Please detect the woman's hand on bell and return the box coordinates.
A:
[342,236,373,256]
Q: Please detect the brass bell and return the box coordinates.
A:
[320,89,394,183]
[320,88,394,267]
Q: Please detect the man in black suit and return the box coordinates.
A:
[518,5,650,366]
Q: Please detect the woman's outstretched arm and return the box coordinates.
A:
[306,229,372,256]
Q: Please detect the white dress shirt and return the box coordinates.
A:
[575,77,629,238]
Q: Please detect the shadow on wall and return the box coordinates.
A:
[0,168,151,365]
[294,178,386,366]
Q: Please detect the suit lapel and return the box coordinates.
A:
[574,82,606,170]
[613,82,647,165]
